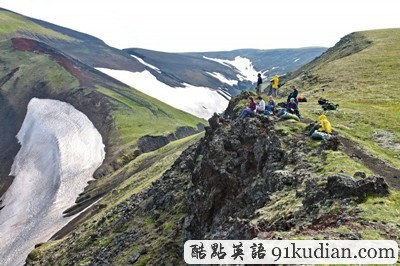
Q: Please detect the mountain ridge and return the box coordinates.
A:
[1,8,327,119]
[0,13,206,211]
[25,91,399,265]
[25,28,400,265]
[1,8,399,265]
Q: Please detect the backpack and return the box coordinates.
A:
[322,102,339,110]
[277,102,287,108]
[311,130,331,140]
[318,98,328,105]
[297,96,307,102]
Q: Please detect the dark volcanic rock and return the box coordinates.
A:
[184,114,289,240]
[304,174,389,210]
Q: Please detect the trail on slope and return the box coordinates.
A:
[338,136,400,189]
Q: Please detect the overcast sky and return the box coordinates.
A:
[1,0,399,52]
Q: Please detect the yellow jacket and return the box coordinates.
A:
[318,115,332,134]
[271,75,279,89]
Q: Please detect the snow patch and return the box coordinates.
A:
[0,98,105,266]
[96,68,229,119]
[218,88,232,99]
[203,56,260,82]
[206,72,237,86]
[130,55,161,73]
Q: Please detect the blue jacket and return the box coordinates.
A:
[257,76,262,86]
[287,89,299,103]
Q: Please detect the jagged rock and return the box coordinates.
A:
[319,135,340,152]
[129,247,147,264]
[224,91,253,119]
[208,113,221,130]
[267,170,296,191]
[354,171,367,178]
[304,174,389,211]
[185,109,289,240]
[327,174,389,200]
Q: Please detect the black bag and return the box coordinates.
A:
[322,103,339,110]
[318,98,328,105]
[277,102,287,108]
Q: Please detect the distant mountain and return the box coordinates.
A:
[0,7,144,72]
[0,8,325,118]
[0,9,206,264]
[0,7,205,192]
[2,7,399,266]
[115,47,326,118]
[124,47,327,93]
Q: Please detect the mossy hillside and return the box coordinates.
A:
[253,116,399,252]
[298,101,400,169]
[359,190,400,225]
[84,133,203,206]
[307,149,373,178]
[97,86,205,146]
[274,118,372,177]
[283,28,400,169]
[0,10,206,145]
[0,39,78,98]
[0,37,205,160]
[27,134,202,265]
[0,10,73,41]
[26,91,399,264]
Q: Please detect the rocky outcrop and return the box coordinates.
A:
[303,175,389,211]
[184,109,292,240]
[137,124,205,154]
[26,92,394,265]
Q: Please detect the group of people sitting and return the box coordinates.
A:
[239,82,334,140]
[240,84,300,119]
[286,85,300,117]
[239,95,276,119]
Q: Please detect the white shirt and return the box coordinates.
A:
[257,99,265,112]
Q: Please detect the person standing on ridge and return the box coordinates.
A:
[256,73,262,96]
[268,75,279,98]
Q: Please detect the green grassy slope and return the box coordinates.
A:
[26,133,203,265]
[0,11,206,205]
[283,28,400,168]
[0,10,73,40]
[0,37,205,157]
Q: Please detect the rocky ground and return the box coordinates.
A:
[27,92,400,265]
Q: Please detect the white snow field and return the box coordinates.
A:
[203,56,260,81]
[96,68,229,119]
[0,98,105,266]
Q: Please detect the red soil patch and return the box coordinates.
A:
[11,38,94,87]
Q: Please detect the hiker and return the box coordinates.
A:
[318,114,332,134]
[287,84,299,104]
[309,114,332,135]
[240,96,257,119]
[256,96,265,113]
[266,95,276,113]
[287,98,300,117]
[268,75,279,98]
[256,73,262,96]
